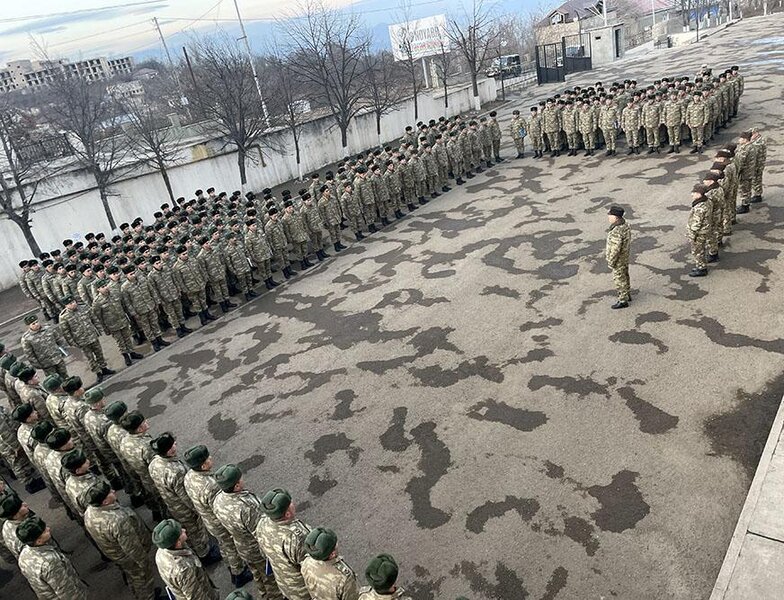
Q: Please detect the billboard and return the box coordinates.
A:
[389,15,450,61]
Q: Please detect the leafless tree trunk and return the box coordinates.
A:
[394,0,424,120]
[434,42,454,109]
[446,0,501,111]
[361,50,407,146]
[284,0,370,148]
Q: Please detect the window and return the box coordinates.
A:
[551,12,565,25]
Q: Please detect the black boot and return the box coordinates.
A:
[368,223,378,233]
[151,339,161,352]
[419,197,429,205]
[204,310,218,322]
[220,301,229,314]
[517,152,523,159]
[627,147,634,155]
[475,165,484,172]
[225,299,238,308]
[381,216,390,226]
[736,204,750,214]
[199,311,208,326]
[265,278,274,290]
[456,178,465,185]
[231,566,254,588]
[647,147,655,154]
[611,300,629,309]
[200,543,222,567]
[707,253,719,263]
[156,337,170,347]
[337,241,347,250]
[334,243,341,253]
[176,326,187,338]
[466,171,475,179]
[303,258,314,268]
[688,267,708,277]
[430,192,439,199]
[101,367,116,376]
[123,352,133,366]
[584,150,591,157]
[355,232,365,241]
[675,145,681,153]
[24,477,46,494]
[749,195,763,204]
[245,293,253,301]
[395,210,405,219]
[247,290,259,298]
[690,146,698,154]
[129,351,144,360]
[635,146,641,154]
[441,186,449,193]
[316,251,325,262]
[300,260,309,271]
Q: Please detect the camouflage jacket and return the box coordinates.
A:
[489,118,502,141]
[358,587,414,600]
[148,455,201,522]
[92,291,130,333]
[411,156,426,181]
[265,219,289,251]
[478,124,492,146]
[662,100,683,127]
[685,101,706,127]
[577,108,594,132]
[422,152,438,179]
[0,405,22,460]
[2,518,24,559]
[16,421,37,463]
[65,470,108,515]
[445,139,461,167]
[398,162,415,188]
[84,501,151,564]
[45,392,70,430]
[641,102,661,128]
[527,114,543,136]
[59,305,101,346]
[245,228,274,263]
[119,432,158,490]
[77,275,96,305]
[256,515,312,600]
[541,106,560,132]
[384,168,402,200]
[183,468,230,537]
[301,555,360,600]
[212,489,265,563]
[318,195,342,226]
[736,142,757,179]
[121,278,157,316]
[83,408,118,469]
[173,257,207,294]
[155,547,218,600]
[62,396,99,460]
[561,106,577,133]
[301,202,325,234]
[25,270,45,301]
[753,135,767,168]
[19,383,51,422]
[599,105,618,130]
[620,105,641,131]
[706,186,725,224]
[41,271,64,306]
[355,176,376,208]
[341,189,362,217]
[433,143,449,168]
[687,197,713,238]
[18,542,88,600]
[147,267,181,303]
[605,220,631,268]
[371,172,389,203]
[21,326,66,369]
[197,247,227,282]
[61,275,80,301]
[509,116,526,140]
[225,242,252,275]
[43,449,77,513]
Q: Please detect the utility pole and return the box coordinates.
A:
[153,17,175,66]
[232,0,271,129]
[603,0,608,26]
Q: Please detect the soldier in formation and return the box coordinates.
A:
[605,205,632,309]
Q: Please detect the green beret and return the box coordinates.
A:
[304,527,337,561]
[61,295,74,304]
[95,278,109,288]
[0,493,23,519]
[214,464,242,492]
[16,516,46,545]
[261,488,291,520]
[45,427,71,449]
[23,314,39,325]
[0,354,16,370]
[41,374,63,392]
[104,400,128,423]
[61,376,83,394]
[84,480,111,506]
[150,432,175,456]
[152,518,182,549]
[11,403,34,422]
[120,410,145,432]
[61,448,87,472]
[9,362,27,377]
[31,420,54,442]
[83,387,105,405]
[225,592,254,600]
[365,554,399,592]
[184,445,209,469]
[18,366,36,383]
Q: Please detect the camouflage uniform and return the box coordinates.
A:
[256,514,312,600]
[688,196,713,270]
[685,99,706,150]
[358,588,414,600]
[20,326,67,379]
[155,546,218,600]
[433,141,449,190]
[1,516,25,559]
[301,555,360,600]
[509,115,526,156]
[641,100,661,149]
[319,192,344,247]
[446,137,464,182]
[45,391,70,431]
[527,112,544,154]
[105,422,144,501]
[620,104,641,149]
[41,270,64,313]
[173,256,208,314]
[43,448,81,516]
[225,241,254,296]
[245,227,275,282]
[77,275,96,306]
[92,291,135,354]
[752,134,767,199]
[198,246,230,304]
[578,106,596,151]
[62,396,101,467]
[283,209,312,263]
[599,103,619,152]
[121,277,161,343]
[410,154,427,200]
[183,468,245,576]
[736,141,757,208]
[148,265,186,330]
[19,382,52,422]
[489,116,502,159]
[606,219,632,302]
[213,489,281,598]
[541,104,561,152]
[65,469,108,515]
[266,218,291,271]
[301,201,326,253]
[341,189,365,236]
[18,542,88,600]
[148,455,210,557]
[561,105,578,151]
[119,432,168,516]
[706,184,725,257]
[59,305,107,375]
[662,98,683,148]
[84,501,155,600]
[0,406,37,486]
[721,160,738,231]
[82,407,123,487]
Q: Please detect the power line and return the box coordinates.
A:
[48,20,151,48]
[0,1,165,24]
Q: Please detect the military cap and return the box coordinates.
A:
[226,591,254,600]
[268,207,279,216]
[702,171,719,182]
[366,554,399,592]
[31,420,54,442]
[214,464,242,492]
[9,362,27,377]
[710,161,726,171]
[85,480,112,506]
[152,518,183,549]
[62,376,83,394]
[11,403,34,422]
[283,199,293,208]
[281,189,292,197]
[95,278,109,288]
[42,259,54,267]
[0,354,16,370]
[101,400,127,423]
[46,427,71,449]
[261,488,292,520]
[23,314,39,325]
[716,149,732,158]
[50,249,61,257]
[692,183,708,194]
[184,445,210,469]
[608,205,625,217]
[61,448,87,472]
[61,295,75,305]
[16,516,47,545]
[18,366,36,383]
[64,264,77,272]
[304,527,338,560]
[150,432,176,456]
[83,387,104,405]
[120,410,145,432]
[0,493,23,519]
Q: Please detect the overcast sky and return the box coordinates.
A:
[1,0,535,64]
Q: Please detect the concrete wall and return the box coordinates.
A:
[0,79,497,292]
[589,24,625,65]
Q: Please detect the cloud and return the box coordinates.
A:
[0,1,168,36]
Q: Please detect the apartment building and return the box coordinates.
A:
[0,55,135,92]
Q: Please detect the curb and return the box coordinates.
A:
[710,392,784,598]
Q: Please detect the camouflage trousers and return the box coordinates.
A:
[232,271,253,294]
[208,277,229,303]
[271,248,290,270]
[253,258,273,280]
[403,185,417,205]
[438,165,449,189]
[565,132,578,149]
[246,558,284,600]
[324,224,341,245]
[184,289,207,313]
[690,235,708,269]
[426,173,438,194]
[753,166,765,197]
[722,191,735,234]
[645,127,660,148]
[117,558,155,600]
[512,137,524,154]
[415,176,426,198]
[135,310,161,343]
[708,207,723,255]
[530,133,544,152]
[160,299,185,330]
[202,516,244,574]
[603,128,617,151]
[309,230,325,253]
[690,126,704,147]
[42,361,68,379]
[580,131,595,150]
[109,325,134,353]
[481,144,492,161]
[492,139,501,158]
[363,204,378,225]
[738,177,753,206]
[667,125,681,146]
[78,340,107,373]
[544,131,560,151]
[626,128,640,148]
[1,444,37,484]
[611,265,631,302]
[291,241,309,262]
[450,159,465,179]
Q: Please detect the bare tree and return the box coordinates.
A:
[393,0,424,120]
[39,63,131,230]
[285,0,370,148]
[446,0,501,111]
[433,41,454,109]
[184,36,273,188]
[361,50,407,145]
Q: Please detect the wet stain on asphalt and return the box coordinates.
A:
[677,316,784,355]
[207,412,238,441]
[304,433,362,466]
[480,285,521,299]
[467,399,548,432]
[609,330,669,354]
[465,495,540,533]
[308,474,338,497]
[528,375,611,398]
[380,407,413,452]
[587,470,650,533]
[330,389,366,421]
[452,561,530,599]
[563,516,600,556]
[405,421,452,529]
[617,386,679,434]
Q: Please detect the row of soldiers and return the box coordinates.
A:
[686,127,767,276]
[508,64,744,158]
[0,365,423,600]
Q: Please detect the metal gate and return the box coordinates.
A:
[535,32,592,85]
